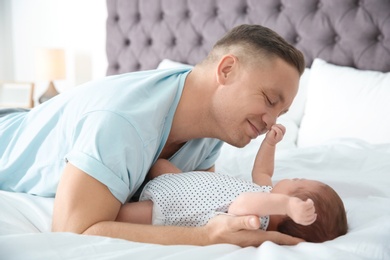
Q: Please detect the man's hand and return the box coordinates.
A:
[204,214,304,247]
[287,198,317,226]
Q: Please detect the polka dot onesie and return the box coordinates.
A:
[139,171,272,230]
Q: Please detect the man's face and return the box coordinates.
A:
[213,57,300,147]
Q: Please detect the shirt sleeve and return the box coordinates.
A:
[65,111,145,203]
[196,140,224,170]
[170,138,224,172]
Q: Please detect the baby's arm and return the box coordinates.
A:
[252,124,285,186]
[148,159,182,179]
[228,192,317,226]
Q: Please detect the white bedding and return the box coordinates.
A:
[2,60,390,259]
[1,138,390,260]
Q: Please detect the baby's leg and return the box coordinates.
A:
[116,200,153,224]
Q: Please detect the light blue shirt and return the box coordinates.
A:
[0,67,223,203]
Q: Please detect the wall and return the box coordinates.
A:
[0,0,107,103]
[0,0,14,81]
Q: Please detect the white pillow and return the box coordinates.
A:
[286,68,310,127]
[298,58,390,147]
[157,59,193,70]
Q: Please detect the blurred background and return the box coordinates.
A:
[0,0,107,105]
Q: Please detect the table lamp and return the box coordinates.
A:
[35,48,66,103]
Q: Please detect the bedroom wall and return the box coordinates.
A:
[1,0,107,103]
[0,0,14,81]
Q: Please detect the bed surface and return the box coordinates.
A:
[1,0,390,259]
[1,139,390,259]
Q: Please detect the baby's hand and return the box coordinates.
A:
[265,124,286,146]
[287,197,317,226]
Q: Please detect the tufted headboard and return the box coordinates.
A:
[106,0,390,75]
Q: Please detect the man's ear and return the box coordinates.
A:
[216,55,237,85]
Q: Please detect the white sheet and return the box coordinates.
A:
[1,138,390,260]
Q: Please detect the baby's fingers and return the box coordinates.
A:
[271,125,285,137]
[271,124,286,134]
[298,212,317,226]
[307,213,317,225]
[267,124,285,143]
[305,198,314,206]
[301,199,317,225]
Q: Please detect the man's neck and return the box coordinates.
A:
[168,66,216,144]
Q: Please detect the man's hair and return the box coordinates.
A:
[277,183,348,243]
[206,24,305,76]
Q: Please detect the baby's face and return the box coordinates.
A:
[272,178,323,195]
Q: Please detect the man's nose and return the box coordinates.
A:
[264,115,277,130]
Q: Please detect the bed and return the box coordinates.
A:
[1,0,390,259]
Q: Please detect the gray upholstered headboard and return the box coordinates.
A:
[106,0,390,75]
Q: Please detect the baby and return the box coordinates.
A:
[117,124,348,243]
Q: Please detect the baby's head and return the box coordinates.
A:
[276,180,347,242]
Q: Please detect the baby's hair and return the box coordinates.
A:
[277,183,347,243]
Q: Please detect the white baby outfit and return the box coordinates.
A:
[140,171,272,230]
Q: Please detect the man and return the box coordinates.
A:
[0,24,304,246]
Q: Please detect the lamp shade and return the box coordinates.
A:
[35,48,66,81]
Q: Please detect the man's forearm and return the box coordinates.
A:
[83,216,303,247]
[84,220,209,245]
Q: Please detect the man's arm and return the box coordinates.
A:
[53,163,210,244]
[52,163,121,233]
[252,124,285,186]
[228,192,317,226]
[203,165,215,172]
[148,159,215,180]
[148,159,182,179]
[53,163,303,246]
